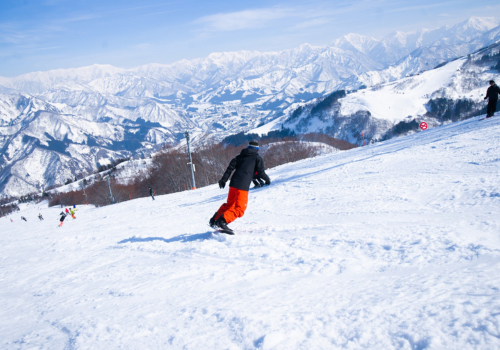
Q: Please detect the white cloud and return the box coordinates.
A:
[195,7,298,32]
[292,18,330,30]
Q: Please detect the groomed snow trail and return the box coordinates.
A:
[1,116,500,349]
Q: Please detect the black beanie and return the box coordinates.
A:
[490,80,495,84]
[249,140,259,147]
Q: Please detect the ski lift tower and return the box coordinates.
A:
[79,180,87,203]
[103,174,115,204]
[184,130,196,190]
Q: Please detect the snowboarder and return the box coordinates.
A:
[69,208,76,219]
[252,172,266,188]
[58,211,67,227]
[209,140,271,234]
[21,216,27,222]
[484,80,500,118]
[148,186,155,200]
[38,213,44,221]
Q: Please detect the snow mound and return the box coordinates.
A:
[1,115,500,348]
[340,58,466,122]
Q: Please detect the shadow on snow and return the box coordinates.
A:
[118,231,215,244]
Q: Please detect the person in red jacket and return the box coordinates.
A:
[209,140,270,234]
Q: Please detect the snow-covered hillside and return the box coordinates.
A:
[1,114,500,349]
[274,40,500,145]
[1,16,499,197]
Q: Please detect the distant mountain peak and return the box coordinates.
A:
[331,33,380,54]
[459,16,498,31]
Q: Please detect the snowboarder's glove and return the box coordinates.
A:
[265,179,271,186]
[218,180,226,189]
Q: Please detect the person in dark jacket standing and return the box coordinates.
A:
[149,186,155,200]
[210,140,270,234]
[484,80,500,118]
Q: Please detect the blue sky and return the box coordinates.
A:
[0,0,499,77]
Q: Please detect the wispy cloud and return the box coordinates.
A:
[193,2,388,33]
[195,7,298,32]
[103,2,182,15]
[383,1,457,14]
[60,14,101,23]
[292,18,330,30]
[57,2,183,23]
[0,45,62,59]
[141,9,180,17]
[0,2,182,49]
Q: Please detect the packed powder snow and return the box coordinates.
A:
[1,115,500,349]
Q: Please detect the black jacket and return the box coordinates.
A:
[221,148,270,191]
[486,85,500,101]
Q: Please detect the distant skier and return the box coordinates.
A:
[38,213,44,221]
[69,208,76,219]
[65,208,69,214]
[252,172,266,188]
[209,140,270,234]
[21,216,27,222]
[484,80,500,118]
[149,186,155,200]
[58,211,67,227]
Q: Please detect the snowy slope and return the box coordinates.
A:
[340,58,466,122]
[1,115,500,349]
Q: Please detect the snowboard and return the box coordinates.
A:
[481,114,496,121]
[209,224,235,235]
[250,184,270,191]
[215,228,235,235]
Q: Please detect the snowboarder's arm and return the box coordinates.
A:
[255,157,270,184]
[220,157,237,183]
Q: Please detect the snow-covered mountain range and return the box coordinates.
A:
[0,16,499,197]
[256,39,500,145]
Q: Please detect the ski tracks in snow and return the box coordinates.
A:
[1,116,500,348]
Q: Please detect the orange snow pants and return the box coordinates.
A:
[215,186,249,224]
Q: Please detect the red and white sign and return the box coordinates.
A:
[420,122,428,130]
